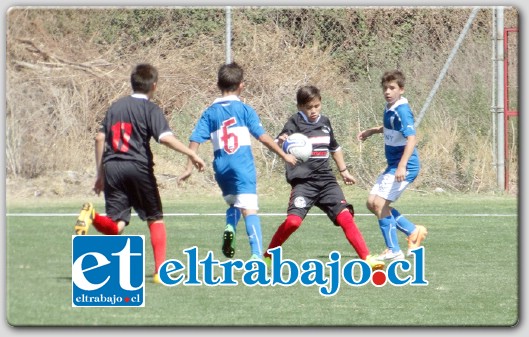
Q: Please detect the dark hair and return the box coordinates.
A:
[381,70,405,88]
[217,62,244,92]
[296,85,321,106]
[131,63,158,93]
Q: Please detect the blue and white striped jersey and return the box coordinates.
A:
[383,97,420,169]
[190,95,266,195]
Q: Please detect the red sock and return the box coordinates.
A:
[264,214,302,258]
[336,210,369,260]
[93,213,119,235]
[149,221,166,275]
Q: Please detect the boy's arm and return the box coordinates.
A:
[357,126,383,141]
[258,133,297,166]
[178,141,201,183]
[395,135,417,182]
[159,135,205,172]
[331,149,356,185]
[93,131,105,196]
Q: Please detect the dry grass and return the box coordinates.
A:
[5,7,519,200]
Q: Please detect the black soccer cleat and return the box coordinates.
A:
[222,229,236,258]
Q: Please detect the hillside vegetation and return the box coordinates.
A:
[5,7,519,200]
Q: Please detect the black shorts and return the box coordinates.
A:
[286,178,353,226]
[103,160,163,223]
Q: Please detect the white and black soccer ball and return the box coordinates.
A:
[282,133,312,162]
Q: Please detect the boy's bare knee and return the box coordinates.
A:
[117,220,126,234]
[366,201,377,213]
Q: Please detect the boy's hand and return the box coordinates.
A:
[283,153,298,167]
[395,166,406,182]
[93,175,104,196]
[340,170,356,185]
[178,167,193,184]
[276,133,288,148]
[179,154,205,184]
[191,154,206,172]
[356,130,369,141]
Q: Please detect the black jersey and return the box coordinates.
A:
[99,94,173,168]
[279,111,341,184]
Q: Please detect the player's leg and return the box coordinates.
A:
[390,165,427,256]
[335,209,384,270]
[75,202,127,235]
[230,194,263,259]
[373,198,404,260]
[80,161,130,235]
[225,204,241,233]
[392,207,428,256]
[390,161,418,236]
[318,182,384,270]
[220,198,242,258]
[367,171,406,260]
[241,209,263,259]
[147,219,166,284]
[392,208,415,235]
[264,184,312,261]
[93,213,126,235]
[128,162,166,282]
[264,214,303,258]
[97,163,130,235]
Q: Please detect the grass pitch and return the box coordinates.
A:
[5,190,518,326]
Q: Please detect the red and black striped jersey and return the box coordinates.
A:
[278,111,341,184]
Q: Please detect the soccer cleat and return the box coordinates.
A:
[375,248,405,261]
[263,256,271,269]
[222,225,236,258]
[153,274,161,284]
[407,225,428,257]
[250,254,261,260]
[365,254,385,271]
[74,202,94,235]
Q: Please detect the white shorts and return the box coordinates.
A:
[369,172,411,202]
[223,194,259,211]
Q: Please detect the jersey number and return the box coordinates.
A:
[220,118,239,154]
[111,122,132,152]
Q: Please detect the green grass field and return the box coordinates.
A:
[5,190,518,327]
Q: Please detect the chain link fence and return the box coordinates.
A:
[6,7,518,196]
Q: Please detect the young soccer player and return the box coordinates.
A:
[178,62,297,260]
[74,63,206,283]
[357,69,427,261]
[263,85,384,271]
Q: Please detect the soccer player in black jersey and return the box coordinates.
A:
[74,63,206,283]
[263,85,384,270]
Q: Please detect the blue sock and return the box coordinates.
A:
[244,214,263,258]
[391,208,416,236]
[226,206,241,232]
[378,215,401,252]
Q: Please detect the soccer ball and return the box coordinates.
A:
[282,133,312,162]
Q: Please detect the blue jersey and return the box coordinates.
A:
[190,95,266,196]
[382,97,420,171]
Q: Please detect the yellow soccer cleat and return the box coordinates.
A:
[74,202,94,235]
[406,225,428,257]
[263,256,271,269]
[153,274,161,284]
[365,254,385,271]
